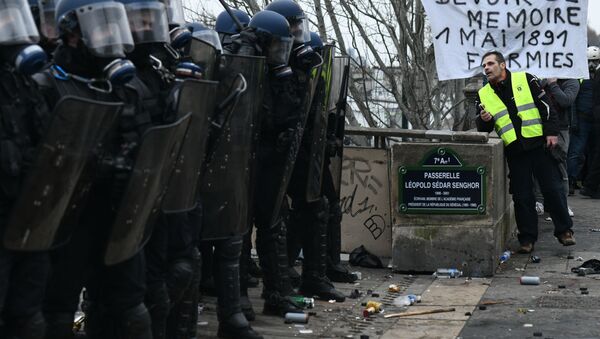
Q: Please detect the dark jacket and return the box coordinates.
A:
[476,70,559,156]
[540,78,580,130]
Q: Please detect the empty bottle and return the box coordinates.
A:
[433,268,462,278]
[500,250,511,263]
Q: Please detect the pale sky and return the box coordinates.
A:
[589,1,600,34]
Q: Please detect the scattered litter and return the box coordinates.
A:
[533,332,543,337]
[523,324,533,328]
[465,312,472,316]
[397,298,420,310]
[371,293,380,297]
[590,228,600,232]
[433,268,462,278]
[520,276,541,285]
[388,284,400,293]
[299,329,313,334]
[500,250,511,263]
[363,301,383,317]
[567,255,575,259]
[479,306,487,310]
[197,321,208,326]
[515,268,525,271]
[576,256,584,262]
[572,259,600,276]
[558,285,566,289]
[384,307,455,319]
[294,324,305,328]
[480,300,506,305]
[580,287,588,291]
[284,312,308,324]
[531,255,541,263]
[582,290,589,295]
[308,312,317,316]
[528,309,535,313]
[517,308,528,314]
[367,289,373,295]
[328,300,336,303]
[349,289,361,299]
[353,272,362,280]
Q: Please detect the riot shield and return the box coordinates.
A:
[200,54,265,241]
[161,79,218,213]
[327,56,350,197]
[269,55,324,227]
[3,96,122,251]
[305,44,335,202]
[104,113,192,265]
[188,37,219,80]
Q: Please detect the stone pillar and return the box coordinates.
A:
[390,138,514,277]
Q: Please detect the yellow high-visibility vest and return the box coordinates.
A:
[478,72,543,146]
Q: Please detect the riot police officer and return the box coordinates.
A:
[215,8,250,45]
[37,0,165,337]
[27,0,59,55]
[265,0,346,302]
[0,1,51,337]
[231,9,314,320]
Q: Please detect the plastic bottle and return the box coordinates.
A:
[393,295,413,306]
[500,250,511,263]
[433,268,462,278]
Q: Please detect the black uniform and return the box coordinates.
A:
[0,62,52,338]
[41,45,153,339]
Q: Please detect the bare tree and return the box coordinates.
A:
[189,0,469,130]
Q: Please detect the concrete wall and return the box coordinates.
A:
[339,147,392,259]
[390,138,514,276]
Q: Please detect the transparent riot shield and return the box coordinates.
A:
[161,79,218,213]
[188,37,219,81]
[104,113,192,265]
[269,54,324,227]
[200,54,265,241]
[305,44,335,202]
[3,96,122,251]
[327,56,350,197]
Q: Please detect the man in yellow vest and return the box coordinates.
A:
[476,51,575,254]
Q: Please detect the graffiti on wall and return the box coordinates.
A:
[340,154,389,242]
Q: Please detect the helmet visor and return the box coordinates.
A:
[125,1,169,44]
[76,2,134,57]
[192,29,221,52]
[267,35,293,65]
[289,17,309,44]
[163,0,184,25]
[38,0,57,39]
[0,0,39,44]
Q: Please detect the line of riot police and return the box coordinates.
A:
[0,0,353,338]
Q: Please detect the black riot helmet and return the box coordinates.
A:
[55,0,136,83]
[0,0,47,74]
[308,31,323,55]
[248,10,293,68]
[264,0,309,44]
[215,8,249,42]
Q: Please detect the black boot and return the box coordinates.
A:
[215,236,262,339]
[199,243,216,296]
[256,216,302,316]
[240,295,256,321]
[299,198,345,302]
[326,199,357,283]
[217,312,263,339]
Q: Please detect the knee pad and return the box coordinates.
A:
[167,259,194,304]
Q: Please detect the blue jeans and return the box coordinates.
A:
[567,119,594,179]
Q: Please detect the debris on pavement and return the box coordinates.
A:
[383,307,456,319]
[520,276,541,285]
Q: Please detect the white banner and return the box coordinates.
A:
[422,0,589,81]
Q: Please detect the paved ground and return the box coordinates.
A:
[198,193,600,339]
